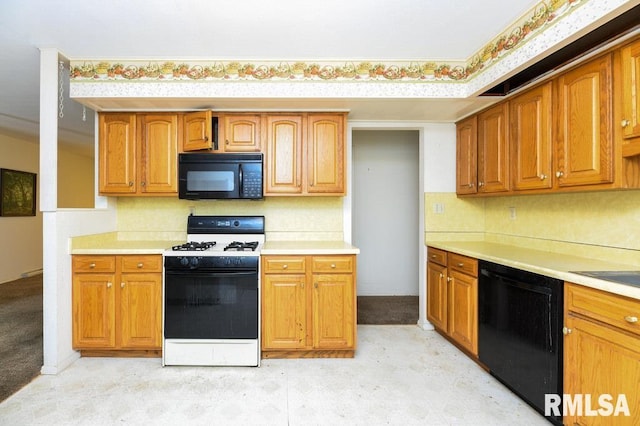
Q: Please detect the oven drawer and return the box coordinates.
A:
[72,255,116,273]
[121,255,162,273]
[263,256,306,274]
[312,256,353,273]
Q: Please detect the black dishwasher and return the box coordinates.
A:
[478,260,563,426]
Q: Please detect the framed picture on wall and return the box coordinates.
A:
[0,168,37,217]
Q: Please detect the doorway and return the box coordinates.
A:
[352,130,420,323]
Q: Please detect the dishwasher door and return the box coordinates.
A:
[478,260,563,426]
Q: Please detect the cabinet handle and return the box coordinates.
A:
[137,263,144,268]
[467,183,474,188]
[330,264,336,269]
[107,282,112,288]
[431,254,437,259]
[129,181,134,187]
[539,174,547,180]
[439,273,444,279]
[121,282,125,288]
[446,277,451,283]
[624,316,638,324]
[562,326,572,335]
[204,136,209,142]
[555,171,564,178]
[89,263,96,269]
[478,182,484,187]
[621,119,631,128]
[225,139,230,145]
[457,263,464,267]
[282,264,288,269]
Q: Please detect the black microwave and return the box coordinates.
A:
[178,153,263,200]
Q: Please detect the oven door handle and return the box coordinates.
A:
[165,270,257,278]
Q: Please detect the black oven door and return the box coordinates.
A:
[164,270,258,339]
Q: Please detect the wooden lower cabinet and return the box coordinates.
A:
[261,254,356,358]
[564,283,640,425]
[72,255,162,356]
[426,247,478,356]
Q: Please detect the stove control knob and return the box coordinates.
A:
[190,257,200,267]
[235,258,242,265]
[180,257,189,266]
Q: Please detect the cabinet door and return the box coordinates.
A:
[138,114,178,194]
[426,261,448,331]
[555,54,614,187]
[312,273,355,349]
[222,114,262,152]
[448,270,478,355]
[564,314,640,426]
[621,39,640,155]
[265,115,303,194]
[182,111,212,151]
[456,116,478,194]
[306,114,345,194]
[119,273,162,349]
[99,113,137,194]
[478,103,509,193]
[510,82,553,191]
[262,274,307,349]
[72,273,116,349]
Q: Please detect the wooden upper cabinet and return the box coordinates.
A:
[456,116,478,195]
[555,54,614,187]
[620,38,640,156]
[306,114,345,194]
[221,114,262,152]
[138,114,178,194]
[477,102,509,193]
[510,82,553,191]
[182,111,212,151]
[265,115,303,194]
[99,113,137,194]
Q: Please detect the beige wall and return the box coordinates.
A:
[424,190,640,264]
[57,146,94,208]
[0,133,43,283]
[115,196,345,241]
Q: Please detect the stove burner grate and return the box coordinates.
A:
[172,241,217,251]
[224,241,259,251]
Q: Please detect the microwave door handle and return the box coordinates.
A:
[238,163,244,195]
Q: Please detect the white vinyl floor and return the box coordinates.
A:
[0,325,549,425]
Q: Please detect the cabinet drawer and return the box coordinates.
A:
[566,282,640,336]
[427,247,447,266]
[120,255,162,273]
[72,255,116,273]
[448,253,478,276]
[263,256,306,274]
[312,256,353,273]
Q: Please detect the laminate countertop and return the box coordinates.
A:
[261,241,360,255]
[426,240,640,301]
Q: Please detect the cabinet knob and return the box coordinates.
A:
[562,326,572,335]
[107,282,112,288]
[457,263,464,267]
[478,182,484,187]
[539,174,547,180]
[621,119,631,128]
[439,273,444,279]
[282,264,288,269]
[137,263,144,268]
[204,136,209,142]
[89,263,96,269]
[129,181,134,187]
[121,282,125,288]
[446,277,451,282]
[225,139,230,145]
[555,171,564,178]
[467,183,474,188]
[331,264,336,269]
[624,316,638,324]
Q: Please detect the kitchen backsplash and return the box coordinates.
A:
[116,197,344,241]
[425,191,640,265]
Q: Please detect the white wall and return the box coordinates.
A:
[352,130,419,295]
[0,133,43,283]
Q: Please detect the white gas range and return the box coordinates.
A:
[162,215,264,367]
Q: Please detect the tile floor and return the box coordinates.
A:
[0,325,548,425]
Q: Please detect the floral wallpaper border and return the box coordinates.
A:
[69,0,582,83]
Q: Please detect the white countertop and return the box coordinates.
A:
[427,240,640,300]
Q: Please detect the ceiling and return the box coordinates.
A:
[0,0,633,154]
